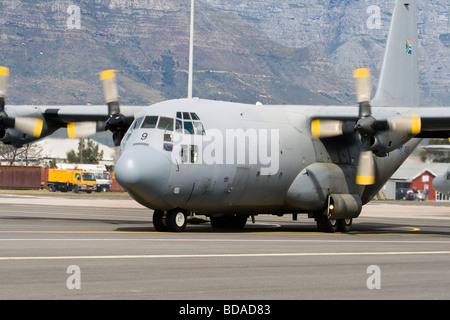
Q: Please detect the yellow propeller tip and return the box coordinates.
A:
[100,70,116,81]
[33,119,44,137]
[411,115,421,135]
[311,119,321,138]
[0,67,10,76]
[356,175,375,185]
[353,68,370,79]
[67,123,76,139]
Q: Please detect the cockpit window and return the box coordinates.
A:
[183,121,195,135]
[132,117,144,130]
[183,112,191,120]
[176,111,206,135]
[175,119,183,133]
[193,122,205,135]
[158,117,174,131]
[141,116,158,129]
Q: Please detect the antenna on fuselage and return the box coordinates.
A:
[187,0,194,99]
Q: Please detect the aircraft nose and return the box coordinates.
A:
[115,145,171,202]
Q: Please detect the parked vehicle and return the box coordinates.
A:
[414,190,425,201]
[405,190,416,200]
[56,164,112,192]
[47,169,97,193]
[396,188,409,200]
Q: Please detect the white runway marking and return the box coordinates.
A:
[1,251,450,261]
[1,238,450,245]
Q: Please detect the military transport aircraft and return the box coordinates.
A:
[0,0,449,232]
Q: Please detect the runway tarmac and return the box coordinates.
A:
[0,192,449,301]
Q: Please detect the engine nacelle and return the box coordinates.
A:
[0,128,25,147]
[327,194,362,220]
[285,163,361,212]
[372,129,416,157]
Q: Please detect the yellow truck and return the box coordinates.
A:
[47,169,97,193]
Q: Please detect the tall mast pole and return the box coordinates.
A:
[187,0,194,99]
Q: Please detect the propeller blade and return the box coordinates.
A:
[0,67,9,112]
[100,70,120,115]
[100,69,127,147]
[0,67,9,99]
[353,68,372,104]
[311,119,344,138]
[388,115,421,135]
[14,117,44,138]
[67,122,98,139]
[356,150,375,185]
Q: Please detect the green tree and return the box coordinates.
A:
[66,139,104,164]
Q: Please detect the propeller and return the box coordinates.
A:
[353,68,376,186]
[0,66,128,148]
[311,68,422,186]
[0,66,45,138]
[66,69,128,146]
[100,70,127,146]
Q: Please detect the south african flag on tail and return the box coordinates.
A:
[406,40,412,54]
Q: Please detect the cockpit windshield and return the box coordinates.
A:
[136,112,205,135]
[158,117,174,131]
[175,112,205,135]
[141,116,158,129]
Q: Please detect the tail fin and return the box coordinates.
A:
[371,0,419,108]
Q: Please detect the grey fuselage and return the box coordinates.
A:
[114,98,419,217]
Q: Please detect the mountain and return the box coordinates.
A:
[0,0,448,107]
[203,0,449,106]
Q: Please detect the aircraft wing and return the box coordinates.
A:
[309,106,450,139]
[0,68,147,147]
[413,107,450,138]
[38,105,143,124]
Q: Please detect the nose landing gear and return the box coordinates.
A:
[153,210,187,232]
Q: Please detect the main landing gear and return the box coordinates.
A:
[210,214,248,229]
[314,209,352,233]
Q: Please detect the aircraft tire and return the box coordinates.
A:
[166,210,187,232]
[337,219,352,233]
[315,210,338,233]
[231,215,248,228]
[153,211,168,232]
[210,215,248,229]
[210,216,229,228]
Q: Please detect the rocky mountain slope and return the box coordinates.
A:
[204,0,449,106]
[0,0,447,107]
